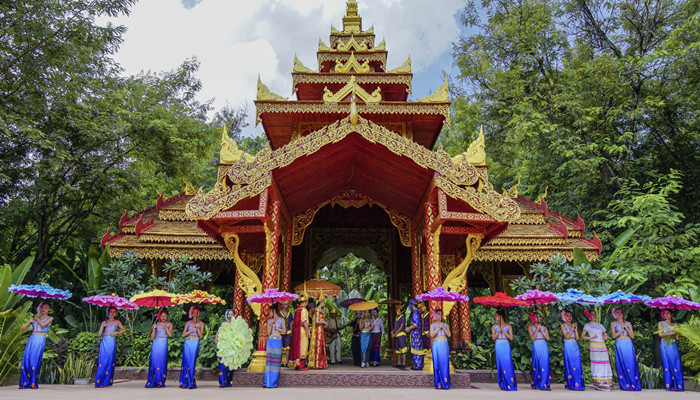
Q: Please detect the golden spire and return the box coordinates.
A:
[343,0,362,33]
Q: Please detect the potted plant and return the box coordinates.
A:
[58,353,95,385]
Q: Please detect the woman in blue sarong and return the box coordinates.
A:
[95,306,127,387]
[19,302,53,389]
[215,309,234,387]
[559,310,584,390]
[610,308,641,391]
[528,312,550,390]
[492,309,517,391]
[360,309,373,368]
[180,305,203,389]
[430,309,451,390]
[406,300,424,370]
[264,303,285,388]
[658,309,683,391]
[145,309,172,388]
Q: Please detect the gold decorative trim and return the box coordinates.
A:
[488,237,566,246]
[140,234,217,244]
[418,77,449,103]
[334,53,371,73]
[336,35,368,52]
[440,255,456,277]
[255,101,449,126]
[109,246,231,260]
[292,73,412,94]
[188,117,517,222]
[451,125,485,165]
[158,209,191,221]
[374,38,386,51]
[318,38,332,51]
[474,248,599,262]
[330,33,375,49]
[292,189,411,247]
[511,213,546,225]
[323,75,381,103]
[294,55,316,73]
[389,56,411,74]
[318,51,386,70]
[257,76,287,101]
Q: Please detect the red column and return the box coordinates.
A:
[233,269,245,318]
[411,227,422,298]
[458,253,472,343]
[450,253,462,348]
[282,224,293,292]
[258,201,281,351]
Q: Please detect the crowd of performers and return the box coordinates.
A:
[19,299,685,392]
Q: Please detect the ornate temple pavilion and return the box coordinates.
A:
[103,0,601,370]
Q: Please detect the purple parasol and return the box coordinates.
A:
[416,287,469,303]
[339,297,366,308]
[645,295,700,310]
[82,294,139,310]
[8,283,71,300]
[247,288,298,304]
[515,289,558,305]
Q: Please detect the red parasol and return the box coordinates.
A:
[130,289,180,308]
[474,292,528,307]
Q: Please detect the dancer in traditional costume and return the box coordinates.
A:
[420,303,431,360]
[264,304,284,388]
[179,305,203,389]
[326,310,342,364]
[145,308,172,388]
[528,312,550,390]
[360,309,374,367]
[391,303,408,368]
[581,309,613,391]
[280,302,294,366]
[492,309,517,391]
[406,300,424,370]
[215,309,234,388]
[351,311,362,366]
[611,308,641,391]
[559,310,584,391]
[658,309,683,391]
[430,309,451,390]
[19,302,52,389]
[288,293,310,370]
[370,308,384,366]
[95,306,126,387]
[310,296,328,369]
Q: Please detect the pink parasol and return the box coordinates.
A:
[416,286,469,303]
[645,295,700,310]
[603,290,651,304]
[515,289,558,306]
[8,283,71,300]
[474,292,528,308]
[247,288,298,304]
[82,294,139,310]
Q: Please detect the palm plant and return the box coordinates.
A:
[673,315,700,386]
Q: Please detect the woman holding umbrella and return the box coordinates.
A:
[559,310,584,391]
[360,310,374,368]
[95,307,127,387]
[429,309,451,390]
[264,303,285,388]
[610,308,641,391]
[528,312,550,391]
[492,309,517,391]
[180,305,203,389]
[658,308,683,391]
[145,308,172,388]
[19,302,53,389]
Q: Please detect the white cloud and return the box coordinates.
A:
[107,0,463,137]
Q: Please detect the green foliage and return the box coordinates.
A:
[452,341,494,370]
[70,332,99,359]
[118,332,152,368]
[58,352,95,381]
[673,316,700,386]
[157,256,213,294]
[0,256,33,311]
[0,303,32,385]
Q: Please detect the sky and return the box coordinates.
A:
[107,0,466,137]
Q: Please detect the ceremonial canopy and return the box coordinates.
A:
[104,0,601,369]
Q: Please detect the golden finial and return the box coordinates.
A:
[418,77,449,103]
[318,38,332,51]
[182,176,197,195]
[343,0,362,33]
[293,54,316,73]
[256,75,287,101]
[506,175,522,198]
[389,55,411,73]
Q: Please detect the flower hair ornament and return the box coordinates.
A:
[583,309,594,321]
[561,310,567,322]
[529,312,538,324]
[36,302,48,315]
[611,307,619,318]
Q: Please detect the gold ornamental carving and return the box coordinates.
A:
[452,126,486,165]
[222,233,262,317]
[319,51,387,68]
[440,255,456,277]
[188,116,519,222]
[418,77,449,103]
[318,38,332,51]
[256,76,287,101]
[336,35,368,52]
[220,126,255,164]
[334,53,371,73]
[109,246,231,261]
[292,73,412,95]
[474,248,599,263]
[511,213,547,225]
[294,55,316,73]
[389,55,411,74]
[323,75,381,104]
[374,38,386,51]
[443,234,484,294]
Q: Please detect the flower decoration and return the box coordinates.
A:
[175,290,225,305]
[602,290,651,304]
[247,288,298,304]
[8,283,72,300]
[515,289,558,305]
[82,294,139,310]
[554,289,606,306]
[216,316,254,369]
[645,295,700,310]
[416,287,469,303]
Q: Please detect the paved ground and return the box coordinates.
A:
[2,380,699,399]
